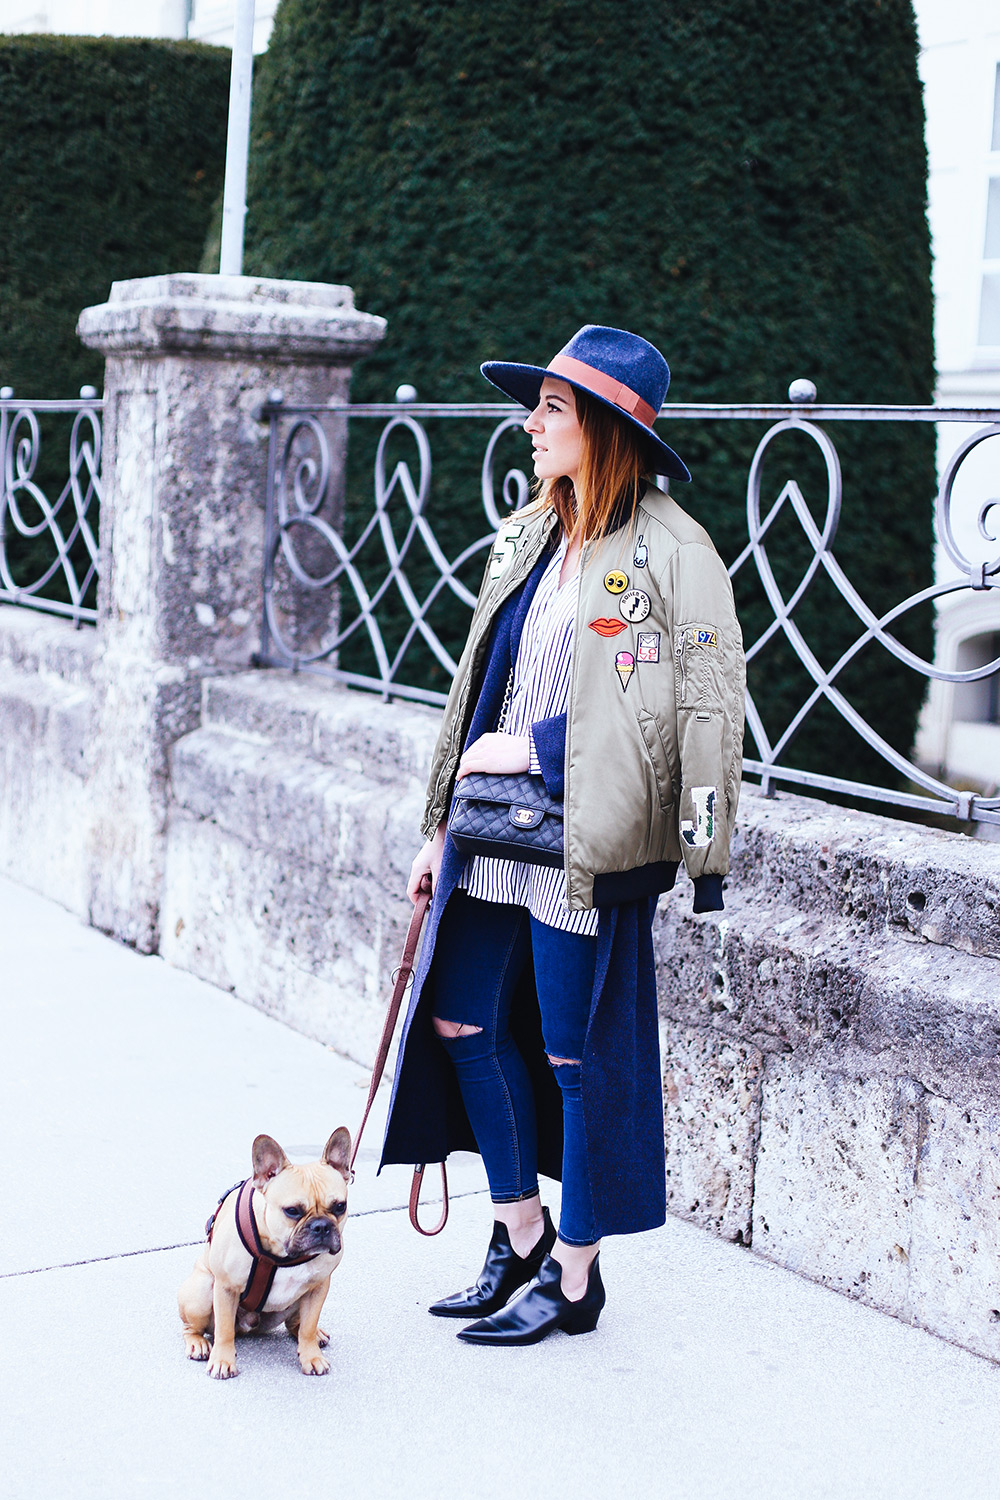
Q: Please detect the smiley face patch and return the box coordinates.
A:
[604,570,629,595]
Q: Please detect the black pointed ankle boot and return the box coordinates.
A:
[428,1207,556,1318]
[456,1252,605,1345]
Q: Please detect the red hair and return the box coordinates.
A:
[535,387,655,543]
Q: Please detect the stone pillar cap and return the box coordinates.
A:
[77,273,387,364]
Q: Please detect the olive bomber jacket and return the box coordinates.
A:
[422,482,746,911]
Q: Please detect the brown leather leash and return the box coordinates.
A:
[349,875,449,1236]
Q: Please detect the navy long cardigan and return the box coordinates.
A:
[379,553,668,1238]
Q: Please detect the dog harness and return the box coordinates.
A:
[205,1179,318,1314]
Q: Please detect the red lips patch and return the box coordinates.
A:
[588,617,628,637]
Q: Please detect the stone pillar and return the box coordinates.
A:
[77,274,386,950]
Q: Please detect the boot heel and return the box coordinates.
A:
[563,1307,601,1335]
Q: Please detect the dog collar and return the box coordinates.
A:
[207,1178,319,1314]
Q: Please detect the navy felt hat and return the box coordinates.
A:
[481,324,691,483]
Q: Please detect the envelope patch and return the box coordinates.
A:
[636,632,660,663]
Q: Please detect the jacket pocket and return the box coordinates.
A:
[637,710,676,813]
[674,623,724,711]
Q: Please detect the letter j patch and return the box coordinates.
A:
[681,787,717,848]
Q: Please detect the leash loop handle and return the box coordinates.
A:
[409,1162,449,1237]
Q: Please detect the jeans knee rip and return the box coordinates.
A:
[432,1019,484,1039]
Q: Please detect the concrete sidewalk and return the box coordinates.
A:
[2,877,1000,1500]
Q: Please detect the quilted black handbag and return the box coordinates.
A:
[448,771,564,867]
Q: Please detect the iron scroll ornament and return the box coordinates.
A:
[256,387,1000,823]
[732,414,1000,816]
[261,408,530,696]
[0,398,102,624]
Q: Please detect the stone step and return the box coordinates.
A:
[729,785,1000,962]
[169,724,423,866]
[164,721,424,1066]
[654,883,1000,1104]
[200,670,440,789]
[0,658,93,777]
[0,603,97,685]
[0,617,96,914]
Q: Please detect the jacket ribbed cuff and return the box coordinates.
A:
[692,873,724,913]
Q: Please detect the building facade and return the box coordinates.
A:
[913,0,1000,792]
[0,0,277,48]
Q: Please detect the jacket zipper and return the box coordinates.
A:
[562,535,595,907]
[431,518,556,814]
[675,628,688,702]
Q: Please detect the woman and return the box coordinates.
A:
[380,325,745,1346]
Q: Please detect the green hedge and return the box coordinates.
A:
[0,35,230,399]
[245,0,936,785]
[0,35,230,606]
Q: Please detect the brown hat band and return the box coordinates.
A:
[547,353,658,428]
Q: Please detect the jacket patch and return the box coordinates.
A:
[681,787,716,848]
[604,569,629,594]
[488,523,525,579]
[692,628,718,648]
[637,632,660,663]
[589,617,628,637]
[633,535,648,568]
[614,650,635,692]
[619,589,651,624]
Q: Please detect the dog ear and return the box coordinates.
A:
[322,1126,352,1178]
[252,1134,290,1187]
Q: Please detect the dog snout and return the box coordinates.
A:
[307,1217,341,1254]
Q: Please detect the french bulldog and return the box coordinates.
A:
[178,1128,351,1378]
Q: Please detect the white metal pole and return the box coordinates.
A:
[219,0,256,276]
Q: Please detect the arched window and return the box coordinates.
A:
[954,632,1000,724]
[978,65,1000,346]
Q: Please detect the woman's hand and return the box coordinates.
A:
[456,732,530,780]
[407,823,446,904]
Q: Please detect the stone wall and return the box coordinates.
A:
[160,670,438,1063]
[0,608,96,918]
[3,598,1000,1361]
[656,793,1000,1360]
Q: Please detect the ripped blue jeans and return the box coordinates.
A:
[430,890,598,1247]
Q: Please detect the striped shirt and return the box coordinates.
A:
[457,541,600,936]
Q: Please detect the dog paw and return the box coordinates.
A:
[207,1352,239,1379]
[299,1350,331,1376]
[317,1327,330,1348]
[184,1334,211,1362]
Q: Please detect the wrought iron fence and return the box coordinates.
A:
[257,384,1000,828]
[0,389,103,625]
